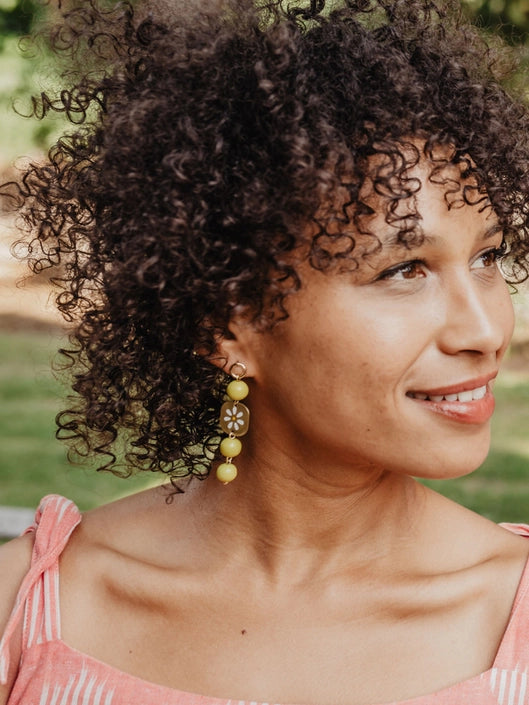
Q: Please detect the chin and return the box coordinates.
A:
[412,454,489,482]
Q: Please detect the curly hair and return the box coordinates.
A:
[5,0,529,480]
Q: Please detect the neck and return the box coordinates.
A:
[194,453,425,586]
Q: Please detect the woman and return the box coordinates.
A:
[1,0,529,702]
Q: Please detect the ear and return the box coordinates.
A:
[210,318,259,378]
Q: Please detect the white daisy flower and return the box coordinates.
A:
[223,405,245,432]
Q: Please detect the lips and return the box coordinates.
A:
[408,384,487,403]
[406,374,497,424]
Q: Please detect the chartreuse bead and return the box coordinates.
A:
[220,436,242,458]
[227,379,249,401]
[216,462,238,483]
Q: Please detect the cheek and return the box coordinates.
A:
[505,294,515,339]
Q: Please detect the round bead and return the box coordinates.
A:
[216,462,238,483]
[227,380,249,401]
[220,436,242,458]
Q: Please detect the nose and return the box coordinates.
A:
[437,273,513,358]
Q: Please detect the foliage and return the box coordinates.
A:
[462,0,529,43]
[0,0,528,164]
[0,0,43,48]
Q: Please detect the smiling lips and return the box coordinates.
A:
[408,384,487,403]
[406,378,496,424]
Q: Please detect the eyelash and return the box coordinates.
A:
[377,241,508,282]
[479,240,508,267]
[377,260,425,281]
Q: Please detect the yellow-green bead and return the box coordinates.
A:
[220,436,242,458]
[216,462,238,483]
[227,380,249,401]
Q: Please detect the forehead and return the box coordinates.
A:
[361,142,487,205]
[354,144,496,246]
[302,143,499,272]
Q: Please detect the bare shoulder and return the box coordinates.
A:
[0,533,34,629]
[420,489,529,616]
[422,487,529,563]
[58,484,202,652]
[0,533,35,704]
[61,483,199,577]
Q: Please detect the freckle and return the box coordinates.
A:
[241,629,247,635]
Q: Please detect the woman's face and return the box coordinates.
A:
[240,161,514,482]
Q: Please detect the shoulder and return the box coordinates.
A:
[0,533,35,626]
[58,482,214,611]
[0,533,35,704]
[421,489,529,566]
[59,484,194,585]
[58,485,202,651]
[417,490,529,617]
[74,483,195,559]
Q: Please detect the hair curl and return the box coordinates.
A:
[5,0,529,480]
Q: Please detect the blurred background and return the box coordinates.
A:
[0,0,528,517]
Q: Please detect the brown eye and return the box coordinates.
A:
[472,242,507,270]
[479,251,497,267]
[378,260,426,281]
[400,262,424,279]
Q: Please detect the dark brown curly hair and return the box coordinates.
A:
[5,0,529,480]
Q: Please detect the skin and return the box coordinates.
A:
[1,158,529,705]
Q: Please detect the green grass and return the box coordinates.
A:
[1,328,529,521]
[0,328,156,510]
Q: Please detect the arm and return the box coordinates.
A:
[0,534,34,704]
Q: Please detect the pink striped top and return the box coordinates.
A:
[2,495,529,705]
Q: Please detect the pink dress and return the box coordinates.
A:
[2,494,529,705]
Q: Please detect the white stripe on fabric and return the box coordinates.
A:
[26,578,42,648]
[507,670,518,705]
[50,685,63,705]
[56,497,70,524]
[44,568,54,642]
[93,682,107,705]
[499,669,508,704]
[518,670,527,705]
[81,675,97,705]
[53,568,61,638]
[33,672,116,705]
[59,675,75,705]
[491,669,498,692]
[38,682,50,705]
[71,667,88,705]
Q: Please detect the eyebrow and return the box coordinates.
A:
[481,223,504,239]
[383,222,503,250]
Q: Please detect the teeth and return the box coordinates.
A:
[458,390,473,402]
[472,385,487,400]
[410,385,487,402]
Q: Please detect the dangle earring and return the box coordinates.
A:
[217,361,250,484]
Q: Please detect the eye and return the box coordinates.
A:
[472,241,507,270]
[377,260,427,281]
